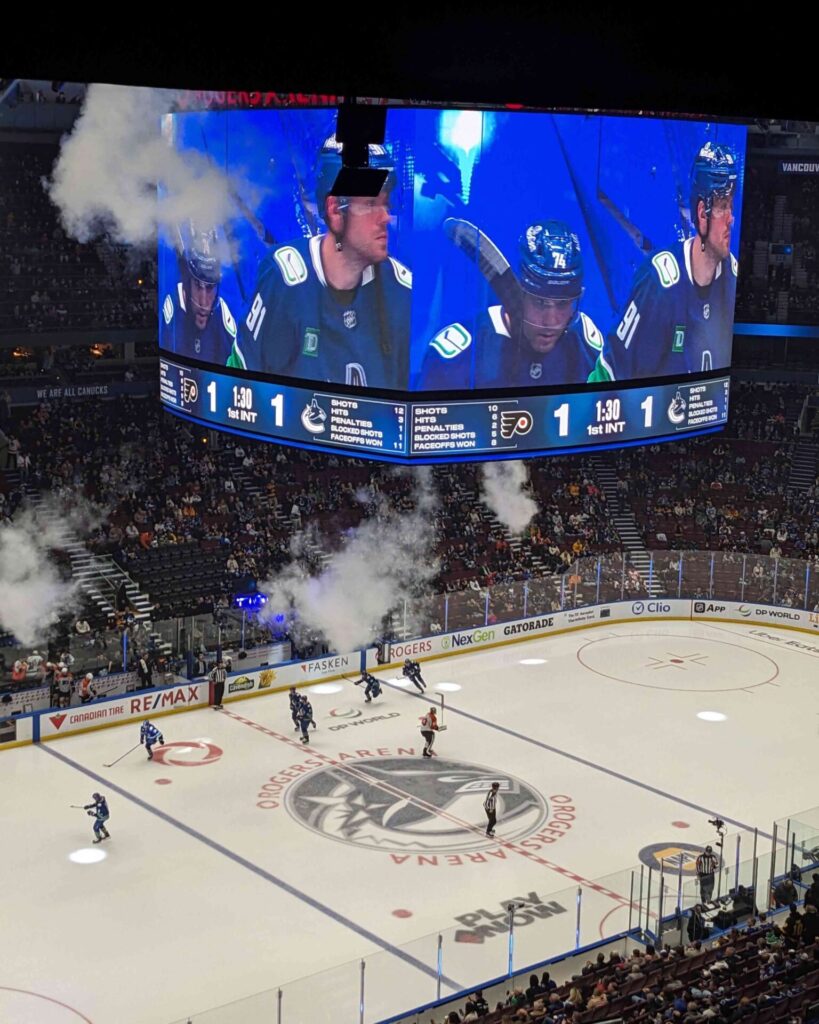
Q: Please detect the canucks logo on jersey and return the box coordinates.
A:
[233,235,411,389]
[419,305,605,390]
[161,282,238,366]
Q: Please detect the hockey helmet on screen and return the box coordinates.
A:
[314,134,396,219]
[517,220,583,331]
[518,220,583,300]
[176,219,222,321]
[689,143,738,228]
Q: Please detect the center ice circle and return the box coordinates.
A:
[284,756,549,854]
[576,633,779,692]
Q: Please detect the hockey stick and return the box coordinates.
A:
[438,693,448,731]
[443,218,523,322]
[70,804,85,809]
[103,742,141,768]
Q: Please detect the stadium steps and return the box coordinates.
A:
[787,437,819,494]
[22,487,155,628]
[589,455,663,597]
[231,465,270,508]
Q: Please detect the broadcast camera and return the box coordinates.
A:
[708,817,727,849]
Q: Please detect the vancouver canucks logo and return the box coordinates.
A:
[667,390,687,425]
[285,756,548,853]
[301,397,328,434]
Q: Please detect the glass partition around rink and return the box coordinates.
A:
[7,548,819,709]
[165,808,819,1024]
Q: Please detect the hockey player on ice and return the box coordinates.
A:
[296,697,315,744]
[84,793,111,843]
[354,672,382,703]
[288,687,301,731]
[230,134,411,389]
[140,720,165,760]
[402,658,426,693]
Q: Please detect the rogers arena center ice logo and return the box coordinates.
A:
[285,756,549,855]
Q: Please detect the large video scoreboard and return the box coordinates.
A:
[158,106,745,463]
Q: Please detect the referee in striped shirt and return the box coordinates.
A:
[209,661,227,709]
[695,845,719,902]
[484,782,500,838]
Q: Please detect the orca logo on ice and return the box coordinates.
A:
[286,757,548,854]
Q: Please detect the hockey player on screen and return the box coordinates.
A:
[419,219,607,390]
[402,658,427,693]
[354,671,382,703]
[229,134,411,388]
[161,220,239,365]
[597,142,739,381]
[139,719,164,760]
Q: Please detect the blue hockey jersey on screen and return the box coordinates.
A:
[418,305,605,390]
[233,235,411,389]
[161,282,238,365]
[598,237,737,381]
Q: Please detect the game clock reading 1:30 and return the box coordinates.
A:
[161,358,729,462]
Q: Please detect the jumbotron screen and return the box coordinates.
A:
[158,107,746,462]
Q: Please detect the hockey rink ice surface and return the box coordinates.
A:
[2,619,818,1024]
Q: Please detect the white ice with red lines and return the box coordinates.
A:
[1,619,817,1024]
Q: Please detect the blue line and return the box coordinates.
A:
[40,743,462,992]
[384,683,772,840]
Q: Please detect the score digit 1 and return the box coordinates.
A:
[640,394,653,428]
[270,393,284,427]
[207,380,216,413]
[553,402,570,437]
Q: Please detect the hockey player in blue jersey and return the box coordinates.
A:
[419,220,607,390]
[161,220,239,365]
[229,135,411,388]
[597,142,739,382]
[139,720,164,760]
[296,697,315,744]
[299,694,317,732]
[289,687,301,731]
[354,671,382,703]
[84,792,110,843]
[402,658,426,693]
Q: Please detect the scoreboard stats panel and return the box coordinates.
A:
[161,358,730,463]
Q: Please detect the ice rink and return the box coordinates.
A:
[2,619,817,1024]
